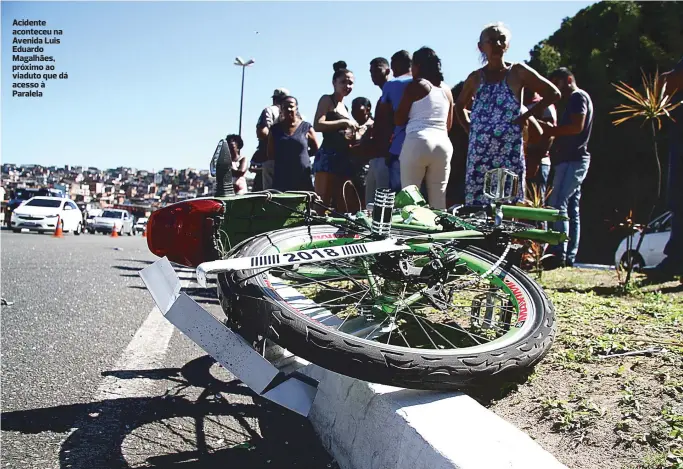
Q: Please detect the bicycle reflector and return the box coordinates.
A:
[146,199,224,267]
[371,188,394,238]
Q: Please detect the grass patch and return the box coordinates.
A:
[488,268,683,469]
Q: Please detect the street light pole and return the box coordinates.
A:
[238,66,246,136]
[234,57,255,138]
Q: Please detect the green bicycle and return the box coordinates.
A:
[147,168,566,391]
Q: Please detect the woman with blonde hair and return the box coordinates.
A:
[455,22,560,205]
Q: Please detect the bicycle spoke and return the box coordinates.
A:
[337,288,371,331]
[396,328,411,348]
[414,315,459,349]
[386,283,409,344]
[404,303,438,349]
[364,316,389,340]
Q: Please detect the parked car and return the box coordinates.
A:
[92,209,134,235]
[614,211,672,270]
[5,188,65,227]
[10,196,83,234]
[134,217,148,235]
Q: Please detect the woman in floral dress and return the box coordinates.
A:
[455,22,560,205]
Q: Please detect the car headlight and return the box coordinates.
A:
[45,214,58,218]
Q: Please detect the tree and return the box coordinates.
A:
[526,0,683,264]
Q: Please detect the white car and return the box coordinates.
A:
[92,209,134,236]
[614,211,672,270]
[10,196,83,234]
[134,217,148,234]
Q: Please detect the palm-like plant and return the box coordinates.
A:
[610,68,680,287]
[611,68,681,200]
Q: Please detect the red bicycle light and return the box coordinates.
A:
[146,199,224,267]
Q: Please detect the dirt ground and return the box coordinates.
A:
[487,268,683,469]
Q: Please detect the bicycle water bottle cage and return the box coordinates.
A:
[394,185,427,209]
[483,168,519,204]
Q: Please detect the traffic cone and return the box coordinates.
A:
[111,226,119,238]
[53,216,64,238]
[142,228,147,238]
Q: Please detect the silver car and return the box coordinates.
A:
[92,209,134,235]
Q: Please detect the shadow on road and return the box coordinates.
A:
[180,287,219,299]
[117,259,155,265]
[112,265,146,272]
[1,355,336,469]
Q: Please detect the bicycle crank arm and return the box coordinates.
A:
[196,239,411,287]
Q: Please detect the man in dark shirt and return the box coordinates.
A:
[447,81,469,206]
[647,56,683,279]
[254,88,289,190]
[539,67,594,267]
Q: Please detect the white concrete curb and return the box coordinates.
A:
[272,350,567,469]
[574,263,615,270]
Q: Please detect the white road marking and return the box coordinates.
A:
[56,265,221,463]
[94,275,192,401]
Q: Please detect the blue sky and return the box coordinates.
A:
[2,1,595,172]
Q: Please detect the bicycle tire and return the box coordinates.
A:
[225,225,556,390]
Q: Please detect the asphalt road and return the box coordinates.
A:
[1,229,337,468]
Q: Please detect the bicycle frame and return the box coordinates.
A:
[146,182,568,270]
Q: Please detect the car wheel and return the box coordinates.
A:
[12,229,21,233]
[620,251,645,272]
[74,222,82,236]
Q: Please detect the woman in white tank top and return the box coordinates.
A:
[395,47,454,209]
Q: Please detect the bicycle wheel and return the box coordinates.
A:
[225,224,556,390]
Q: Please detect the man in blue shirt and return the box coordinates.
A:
[375,50,412,192]
[539,67,594,267]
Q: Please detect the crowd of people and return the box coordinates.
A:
[218,22,681,277]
